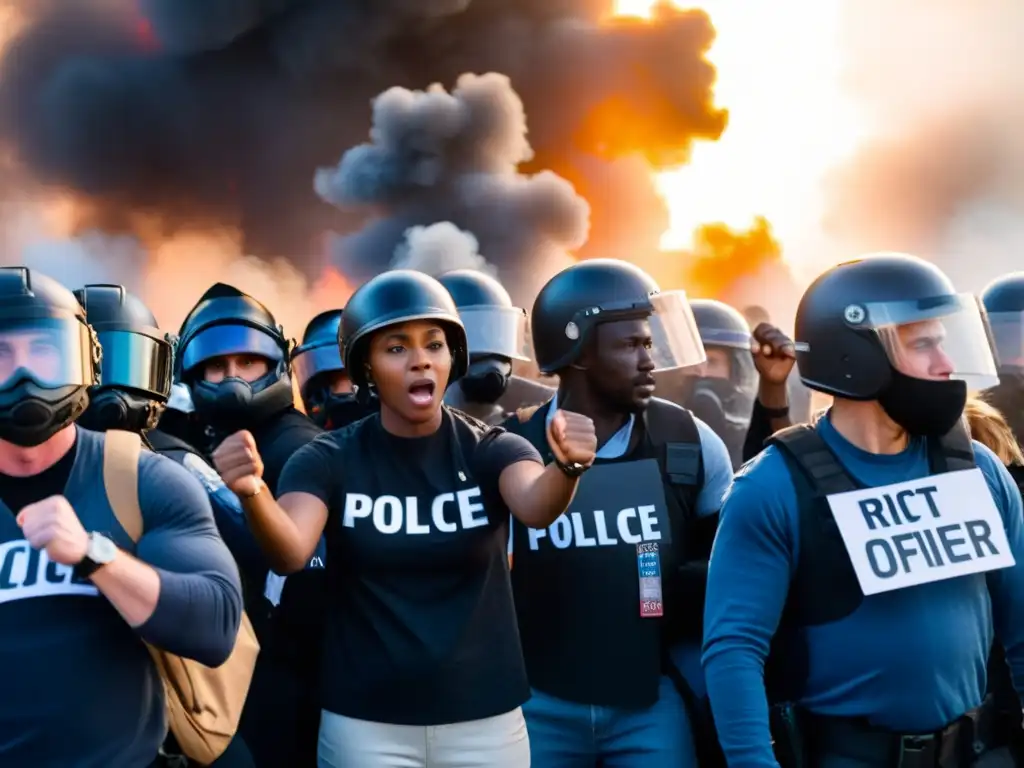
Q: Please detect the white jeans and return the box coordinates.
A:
[317,708,530,768]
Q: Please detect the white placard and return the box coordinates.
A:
[826,468,1015,596]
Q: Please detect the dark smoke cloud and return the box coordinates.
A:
[316,72,587,302]
[0,0,726,283]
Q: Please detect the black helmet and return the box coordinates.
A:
[73,285,174,433]
[689,298,757,390]
[981,272,1024,374]
[437,270,530,361]
[794,252,997,436]
[341,270,468,392]
[175,283,294,428]
[294,309,345,400]
[530,259,705,375]
[0,267,101,446]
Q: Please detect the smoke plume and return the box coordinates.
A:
[824,0,1024,291]
[0,0,727,288]
[390,222,497,278]
[317,72,587,302]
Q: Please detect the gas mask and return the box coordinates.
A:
[0,374,89,448]
[78,389,161,433]
[877,367,968,438]
[189,367,294,431]
[459,357,512,404]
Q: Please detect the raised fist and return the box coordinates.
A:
[212,430,264,498]
[17,495,89,566]
[751,322,796,385]
[546,409,598,469]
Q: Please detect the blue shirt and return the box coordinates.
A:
[702,414,1024,767]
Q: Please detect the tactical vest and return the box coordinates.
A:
[765,423,977,702]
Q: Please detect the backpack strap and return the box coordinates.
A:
[644,398,703,488]
[929,422,976,473]
[103,429,144,544]
[767,424,857,496]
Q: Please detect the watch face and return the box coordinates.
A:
[89,533,118,564]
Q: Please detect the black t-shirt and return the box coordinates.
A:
[277,407,541,725]
[0,437,77,513]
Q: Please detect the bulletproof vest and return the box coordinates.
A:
[144,427,205,461]
[765,422,976,702]
[507,397,705,707]
[0,429,163,764]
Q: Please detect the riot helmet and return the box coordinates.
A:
[531,259,706,375]
[175,283,294,428]
[794,252,998,437]
[0,268,101,447]
[438,269,528,405]
[341,270,468,401]
[980,272,1024,443]
[73,284,174,433]
[294,309,373,429]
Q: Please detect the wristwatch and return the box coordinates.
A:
[73,532,118,580]
[554,457,590,478]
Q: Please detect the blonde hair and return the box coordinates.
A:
[964,397,1024,466]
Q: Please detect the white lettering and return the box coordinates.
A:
[571,512,597,547]
[638,505,662,541]
[617,508,641,544]
[594,511,616,546]
[0,541,99,605]
[342,493,372,528]
[549,517,572,548]
[373,496,403,534]
[827,468,1016,596]
[457,488,488,529]
[405,497,430,535]
[431,493,457,533]
[527,527,546,551]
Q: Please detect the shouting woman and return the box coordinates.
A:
[213,269,597,768]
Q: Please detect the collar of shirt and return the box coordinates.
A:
[546,392,635,460]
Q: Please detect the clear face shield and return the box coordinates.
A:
[459,305,531,362]
[643,291,707,372]
[856,294,1000,392]
[985,310,1024,374]
[0,318,97,390]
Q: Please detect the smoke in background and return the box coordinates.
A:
[0,0,726,293]
[390,222,497,278]
[824,0,1024,292]
[316,72,587,303]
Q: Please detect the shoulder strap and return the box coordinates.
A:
[103,429,144,543]
[767,424,857,496]
[930,422,976,473]
[644,398,702,487]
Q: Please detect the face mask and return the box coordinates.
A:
[459,358,512,404]
[78,389,159,433]
[877,367,967,438]
[0,377,88,447]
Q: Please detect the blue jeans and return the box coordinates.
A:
[522,675,698,767]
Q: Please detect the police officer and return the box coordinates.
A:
[703,253,1024,767]
[293,309,378,430]
[73,285,264,617]
[175,283,323,767]
[0,268,242,766]
[439,269,553,425]
[504,259,734,767]
[981,272,1024,446]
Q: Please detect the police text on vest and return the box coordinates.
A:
[527,506,661,550]
[342,489,488,534]
[0,541,99,605]
[826,468,1015,596]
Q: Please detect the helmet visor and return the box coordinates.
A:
[647,291,707,372]
[180,324,283,373]
[859,293,999,391]
[459,306,530,362]
[0,318,95,389]
[698,326,754,351]
[985,311,1024,373]
[292,344,344,394]
[96,330,173,400]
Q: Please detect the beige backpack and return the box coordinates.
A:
[102,429,260,766]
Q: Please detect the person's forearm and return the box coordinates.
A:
[242,490,312,574]
[518,464,580,528]
[91,550,161,627]
[758,380,793,432]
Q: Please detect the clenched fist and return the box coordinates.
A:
[212,430,265,498]
[751,322,796,385]
[16,495,89,566]
[546,409,598,469]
